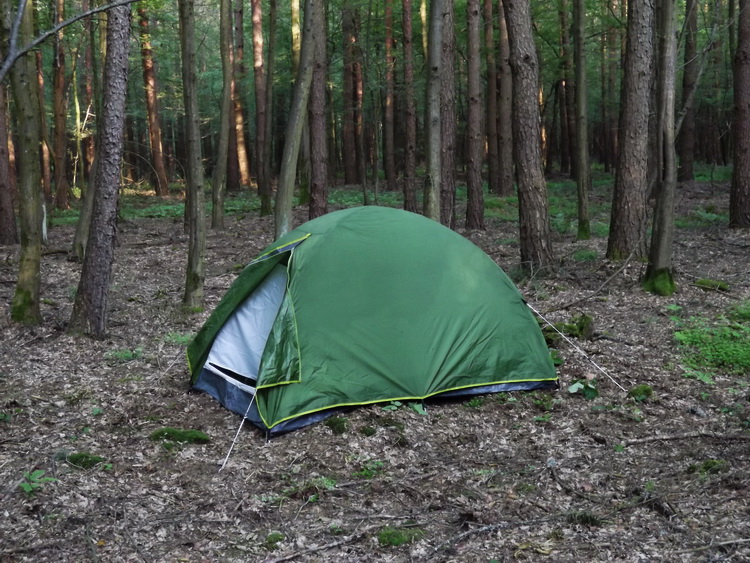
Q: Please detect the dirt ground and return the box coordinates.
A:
[1,182,749,562]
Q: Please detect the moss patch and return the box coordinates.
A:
[67,452,106,469]
[643,269,676,296]
[148,427,210,444]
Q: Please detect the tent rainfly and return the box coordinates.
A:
[187,206,557,435]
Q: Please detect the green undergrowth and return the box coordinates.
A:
[674,301,750,379]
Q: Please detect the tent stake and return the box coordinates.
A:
[526,303,627,393]
[219,393,257,472]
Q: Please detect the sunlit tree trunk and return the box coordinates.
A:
[68,4,131,337]
[138,7,169,197]
[178,0,206,307]
[466,0,484,230]
[497,0,514,196]
[402,0,418,212]
[309,0,328,219]
[424,0,444,221]
[504,0,554,270]
[484,0,500,195]
[4,0,42,323]
[730,0,750,227]
[233,1,251,187]
[607,0,655,260]
[252,0,270,214]
[0,81,17,245]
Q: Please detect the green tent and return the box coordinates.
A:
[188,206,556,434]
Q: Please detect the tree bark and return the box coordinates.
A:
[607,0,655,260]
[644,0,678,294]
[383,0,397,192]
[252,0,270,215]
[275,0,317,238]
[424,0,444,221]
[503,0,554,270]
[439,2,456,228]
[211,0,233,230]
[677,0,697,182]
[559,0,577,179]
[573,0,590,239]
[730,0,750,227]
[262,0,277,215]
[232,1,251,187]
[4,0,42,323]
[497,0,514,196]
[178,0,206,307]
[484,0,500,195]
[35,51,52,206]
[138,7,169,197]
[466,0,484,230]
[342,4,359,185]
[52,0,70,210]
[68,4,130,337]
[308,0,328,219]
[0,80,17,244]
[402,0,418,213]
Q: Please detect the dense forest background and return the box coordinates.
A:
[0,0,749,333]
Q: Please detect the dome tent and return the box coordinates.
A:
[187,206,557,435]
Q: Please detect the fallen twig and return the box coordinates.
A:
[623,431,750,447]
[431,517,556,555]
[672,538,750,554]
[264,526,379,563]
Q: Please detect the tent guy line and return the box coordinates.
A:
[219,392,256,472]
[526,302,627,393]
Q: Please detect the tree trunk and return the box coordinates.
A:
[233,1,251,187]
[252,0,271,215]
[383,0,397,192]
[212,0,233,230]
[559,0,577,180]
[497,0,514,196]
[573,0,590,239]
[484,0,500,195]
[178,0,206,308]
[138,7,169,197]
[0,81,17,245]
[52,0,70,210]
[439,2,456,228]
[4,0,42,323]
[644,0,678,295]
[677,0,697,182]
[262,0,277,215]
[68,4,130,337]
[275,0,317,238]
[607,0,655,260]
[402,0,418,213]
[308,0,328,219]
[35,52,52,206]
[424,0,445,221]
[730,0,750,227]
[342,4,359,185]
[466,0,484,230]
[503,0,554,270]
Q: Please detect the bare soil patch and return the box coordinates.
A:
[1,182,749,562]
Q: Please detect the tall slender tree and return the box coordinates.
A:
[439,2,456,227]
[0,81,17,245]
[466,0,484,230]
[383,0,397,192]
[730,0,750,227]
[232,1,251,187]
[607,0,655,260]
[68,3,131,337]
[52,0,70,210]
[677,0,697,182]
[497,0,514,196]
[402,0,418,212]
[212,0,233,230]
[308,0,328,219]
[572,0,590,239]
[503,0,554,270]
[484,0,500,195]
[252,0,270,214]
[424,0,445,221]
[179,0,206,307]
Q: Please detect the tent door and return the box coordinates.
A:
[203,264,288,394]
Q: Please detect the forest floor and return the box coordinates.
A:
[1,179,749,562]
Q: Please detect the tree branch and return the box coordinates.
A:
[0,0,140,83]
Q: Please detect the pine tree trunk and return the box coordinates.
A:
[677,0,697,182]
[308,0,328,219]
[607,0,655,260]
[484,0,500,195]
[68,4,131,337]
[730,0,750,227]
[178,0,206,307]
[424,0,445,221]
[4,0,42,323]
[503,0,554,270]
[212,0,233,230]
[53,0,70,210]
[252,0,271,214]
[497,0,514,196]
[233,1,251,187]
[466,0,484,230]
[383,0,397,192]
[573,0,590,239]
[402,0,418,212]
[138,7,169,197]
[342,4,359,185]
[0,82,17,245]
[439,3,456,228]
[35,52,52,206]
[559,0,577,180]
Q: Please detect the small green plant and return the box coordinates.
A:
[568,379,599,400]
[382,401,402,411]
[105,347,143,363]
[566,511,605,527]
[377,525,425,547]
[532,393,555,412]
[627,384,653,403]
[464,396,485,409]
[352,459,385,479]
[613,444,626,452]
[0,412,10,423]
[164,332,193,346]
[688,459,728,476]
[324,416,349,435]
[264,532,285,551]
[67,452,105,469]
[682,368,715,384]
[408,402,427,415]
[573,249,598,262]
[149,427,210,444]
[91,407,104,416]
[329,523,344,535]
[19,470,57,496]
[359,425,376,436]
[550,349,564,366]
[534,413,552,423]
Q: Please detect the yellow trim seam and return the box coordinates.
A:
[253,234,311,263]
[256,376,559,430]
